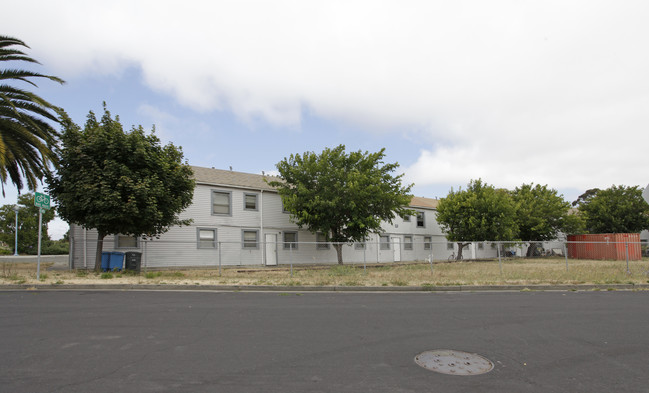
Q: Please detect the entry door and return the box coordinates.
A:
[391,237,401,262]
[265,234,277,266]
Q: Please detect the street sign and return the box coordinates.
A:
[643,184,649,204]
[34,192,51,210]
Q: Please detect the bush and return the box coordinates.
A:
[41,240,69,255]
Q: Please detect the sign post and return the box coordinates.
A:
[34,193,51,279]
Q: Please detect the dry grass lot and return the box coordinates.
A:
[2,257,649,287]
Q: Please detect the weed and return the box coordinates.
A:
[54,280,64,285]
[328,265,357,277]
[75,270,89,277]
[38,274,48,281]
[100,273,113,279]
[145,272,162,279]
[390,280,408,286]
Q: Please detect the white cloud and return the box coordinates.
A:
[5,0,649,191]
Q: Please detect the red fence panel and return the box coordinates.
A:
[567,233,641,260]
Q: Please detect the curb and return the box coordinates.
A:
[1,283,648,292]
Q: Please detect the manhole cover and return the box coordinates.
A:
[415,349,494,375]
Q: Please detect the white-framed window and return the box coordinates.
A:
[316,233,329,249]
[212,190,231,215]
[380,235,390,250]
[447,242,454,250]
[403,215,410,222]
[404,235,413,250]
[283,231,298,250]
[416,212,425,228]
[116,234,139,249]
[197,228,217,249]
[424,236,432,250]
[242,230,259,249]
[244,193,258,211]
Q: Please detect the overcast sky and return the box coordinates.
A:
[3,0,649,239]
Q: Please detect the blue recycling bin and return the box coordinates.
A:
[101,252,111,271]
[109,252,124,271]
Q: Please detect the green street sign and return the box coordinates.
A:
[34,192,51,210]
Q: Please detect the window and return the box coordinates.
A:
[380,235,390,250]
[316,233,329,249]
[447,242,454,250]
[283,231,298,250]
[416,212,425,227]
[404,235,413,250]
[403,215,410,222]
[212,191,231,215]
[478,243,484,250]
[424,236,432,250]
[242,230,259,249]
[197,228,217,249]
[354,242,366,250]
[244,193,257,210]
[116,234,138,249]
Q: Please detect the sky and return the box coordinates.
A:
[3,0,649,240]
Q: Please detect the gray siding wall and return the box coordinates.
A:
[70,183,487,268]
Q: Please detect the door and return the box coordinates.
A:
[265,234,277,266]
[391,237,401,262]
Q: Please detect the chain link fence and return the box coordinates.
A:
[69,236,649,275]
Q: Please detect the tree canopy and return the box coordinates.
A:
[511,183,583,256]
[436,179,517,259]
[47,104,195,270]
[0,35,64,195]
[268,145,413,264]
[578,185,649,234]
[0,192,54,254]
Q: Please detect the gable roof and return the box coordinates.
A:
[409,196,439,209]
[191,166,440,208]
[191,166,280,191]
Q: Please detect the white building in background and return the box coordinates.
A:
[69,166,495,269]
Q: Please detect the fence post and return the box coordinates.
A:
[497,241,502,275]
[363,246,366,274]
[563,241,568,272]
[143,240,147,274]
[625,240,630,274]
[218,241,222,277]
[429,251,434,274]
[290,243,293,278]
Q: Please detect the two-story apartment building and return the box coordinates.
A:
[68,166,471,269]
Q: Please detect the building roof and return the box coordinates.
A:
[409,196,439,209]
[191,166,280,191]
[191,166,440,208]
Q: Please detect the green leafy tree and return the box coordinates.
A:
[46,104,195,271]
[578,185,649,234]
[0,35,64,195]
[0,192,54,254]
[269,145,413,264]
[511,183,583,256]
[571,188,600,207]
[436,179,517,260]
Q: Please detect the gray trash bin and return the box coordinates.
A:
[124,252,142,272]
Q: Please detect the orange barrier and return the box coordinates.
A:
[567,233,642,260]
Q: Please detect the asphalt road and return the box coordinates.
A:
[1,290,648,393]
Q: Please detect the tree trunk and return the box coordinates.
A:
[94,232,105,272]
[456,242,464,260]
[526,242,539,257]
[334,243,344,265]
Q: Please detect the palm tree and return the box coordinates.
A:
[0,35,64,195]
